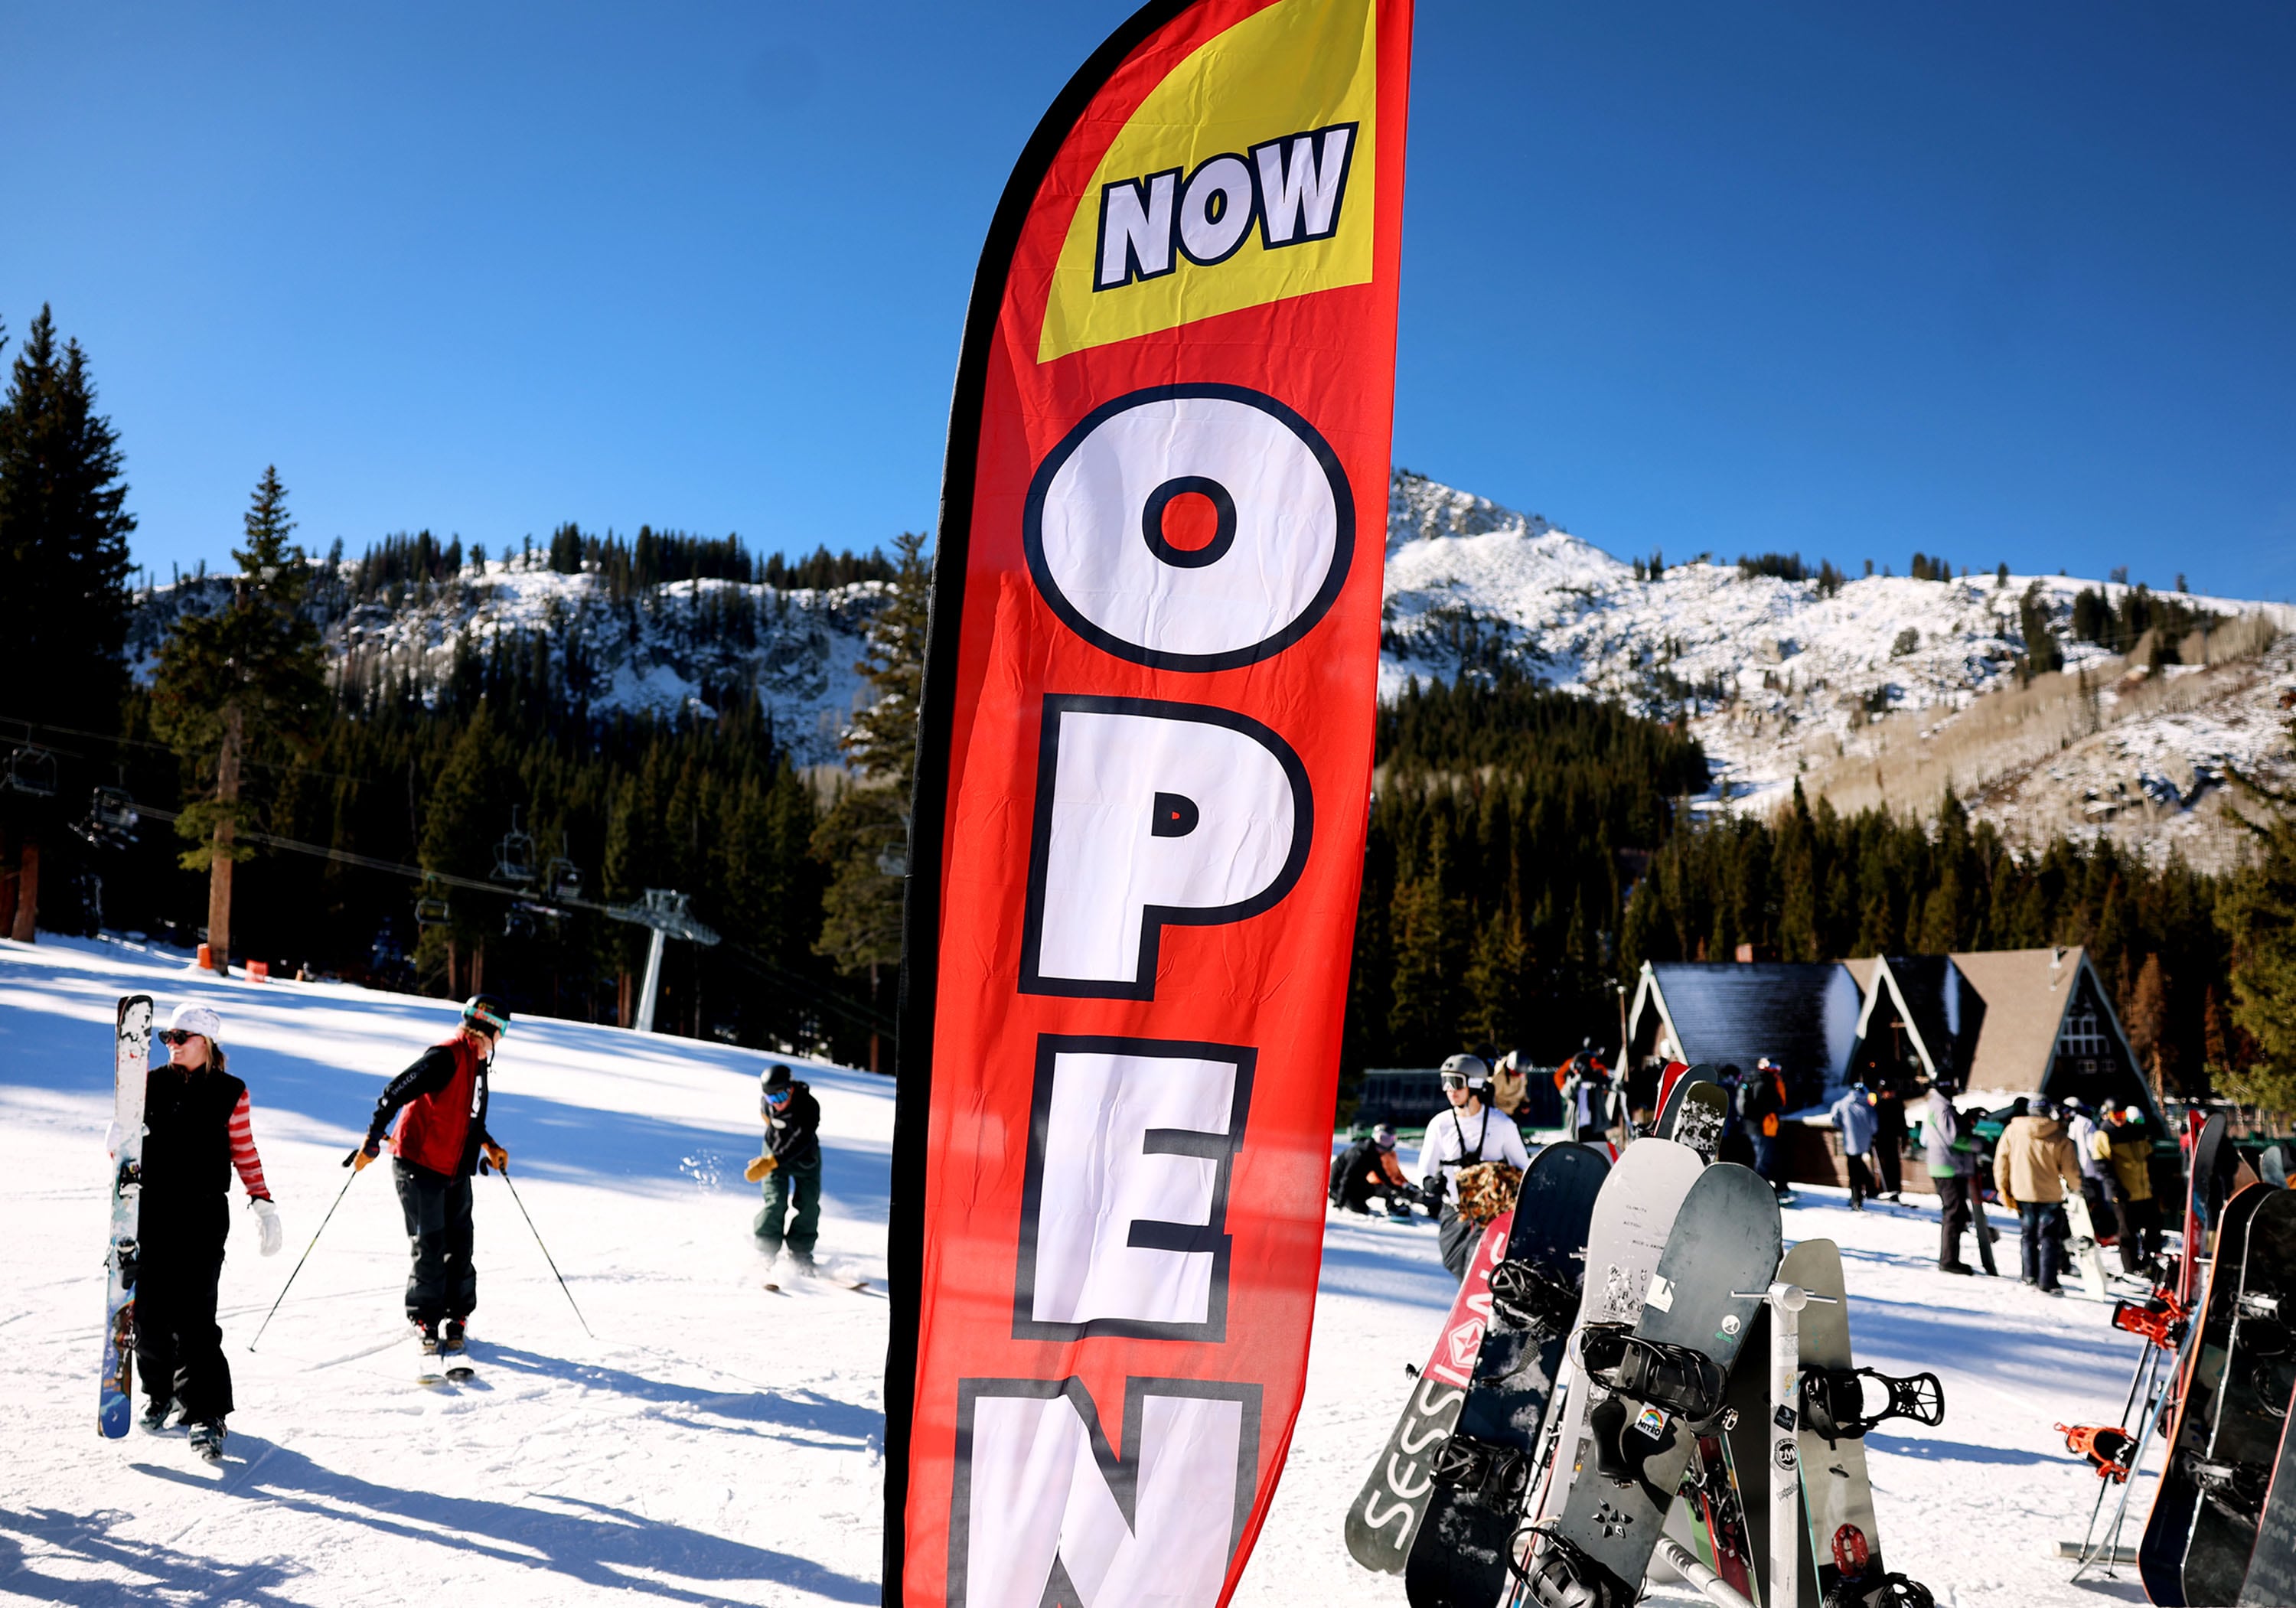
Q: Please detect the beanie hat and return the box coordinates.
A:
[168,1003,223,1042]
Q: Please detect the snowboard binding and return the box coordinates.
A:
[2055,1422,2137,1482]
[2187,1453,2270,1518]
[1510,1522,1632,1608]
[1799,1365,1945,1446]
[2112,1290,2190,1352]
[1824,1574,1937,1608]
[1577,1323,1728,1424]
[1430,1432,1532,1509]
[1489,1256,1582,1338]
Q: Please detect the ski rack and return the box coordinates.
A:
[2067,1306,2178,1581]
[1730,1280,1838,1608]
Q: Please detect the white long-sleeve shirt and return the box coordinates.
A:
[1414,1101,1533,1202]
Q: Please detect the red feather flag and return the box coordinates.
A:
[885,2,1414,1602]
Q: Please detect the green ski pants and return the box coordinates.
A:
[753,1153,821,1258]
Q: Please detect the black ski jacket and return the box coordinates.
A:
[762,1082,821,1169]
[142,1063,247,1253]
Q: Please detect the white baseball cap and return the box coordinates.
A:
[168,1003,223,1042]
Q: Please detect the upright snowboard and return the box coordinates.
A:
[1404,1143,1609,1608]
[1522,1163,1782,1608]
[1785,1238,1942,1608]
[2062,1189,2113,1300]
[99,994,155,1438]
[2236,1197,2296,1606]
[2141,1180,2271,1606]
[1345,1212,1515,1572]
[2184,1189,2296,1605]
[1531,1137,1711,1531]
[1655,1075,1729,1163]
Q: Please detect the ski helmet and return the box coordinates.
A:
[1439,1053,1489,1091]
[462,994,511,1036]
[1372,1124,1398,1151]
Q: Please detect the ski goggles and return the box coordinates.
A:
[766,1088,793,1106]
[1440,1071,1479,1091]
[464,1007,509,1037]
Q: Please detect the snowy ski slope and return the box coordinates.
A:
[2,935,2155,1605]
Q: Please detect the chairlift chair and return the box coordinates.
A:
[491,807,536,886]
[73,786,140,848]
[414,893,452,928]
[2,746,58,798]
[545,856,583,902]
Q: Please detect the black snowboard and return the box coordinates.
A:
[2141,1179,2272,1606]
[1403,1142,1609,1608]
[1523,1163,1782,1608]
[2236,1196,2296,1606]
[2187,1188,2296,1605]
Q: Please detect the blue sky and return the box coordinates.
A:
[5,2,2292,598]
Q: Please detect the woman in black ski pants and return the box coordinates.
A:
[129,1003,283,1459]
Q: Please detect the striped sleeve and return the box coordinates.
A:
[227,1090,272,1202]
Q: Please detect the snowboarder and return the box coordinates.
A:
[1923,1075,1979,1274]
[124,1003,282,1460]
[746,1063,823,1277]
[346,995,510,1356]
[1870,1072,1910,1201]
[1329,1124,1414,1217]
[2065,1101,2117,1246]
[2106,1104,2163,1274]
[1414,1053,1531,1280]
[1996,1097,2083,1294]
[1739,1055,1793,1198]
[1487,1049,1532,1127]
[1830,1081,1880,1209]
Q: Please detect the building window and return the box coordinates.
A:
[2060,1010,2108,1062]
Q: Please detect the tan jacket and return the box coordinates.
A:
[1996,1115,2082,1209]
[1489,1063,1529,1118]
[2108,1131,2155,1202]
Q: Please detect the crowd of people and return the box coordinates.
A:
[1333,1044,2174,1296]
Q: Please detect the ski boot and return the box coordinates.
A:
[139,1396,174,1433]
[1489,1257,1581,1339]
[1512,1524,1632,1608]
[187,1419,227,1464]
[414,1318,442,1356]
[441,1317,468,1354]
[1799,1365,1945,1445]
[1429,1432,1532,1509]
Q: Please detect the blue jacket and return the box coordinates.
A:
[1831,1089,1877,1156]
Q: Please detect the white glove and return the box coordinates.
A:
[252,1198,283,1257]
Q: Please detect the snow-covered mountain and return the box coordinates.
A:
[1381,471,2296,869]
[128,472,2296,862]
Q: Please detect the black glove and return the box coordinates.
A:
[1420,1178,1446,1214]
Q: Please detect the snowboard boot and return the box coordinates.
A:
[187,1419,227,1464]
[139,1396,174,1432]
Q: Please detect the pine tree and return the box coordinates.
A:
[813,530,930,980]
[0,308,137,940]
[0,306,136,734]
[2218,820,2296,1114]
[150,468,328,970]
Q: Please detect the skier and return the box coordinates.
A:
[1740,1057,1793,1199]
[345,995,510,1358]
[125,1003,283,1460]
[1329,1125,1414,1217]
[1829,1081,1879,1209]
[1994,1097,2082,1294]
[1414,1053,1532,1281]
[2105,1104,2163,1274]
[1923,1075,1979,1274]
[746,1063,823,1277]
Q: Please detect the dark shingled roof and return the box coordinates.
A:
[1629,962,1865,1094]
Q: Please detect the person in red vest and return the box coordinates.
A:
[346,995,510,1356]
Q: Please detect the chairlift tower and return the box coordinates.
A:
[605,888,719,1035]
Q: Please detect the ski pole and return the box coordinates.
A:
[249,1166,358,1352]
[497,1169,594,1338]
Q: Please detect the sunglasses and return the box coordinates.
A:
[158,1029,197,1046]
